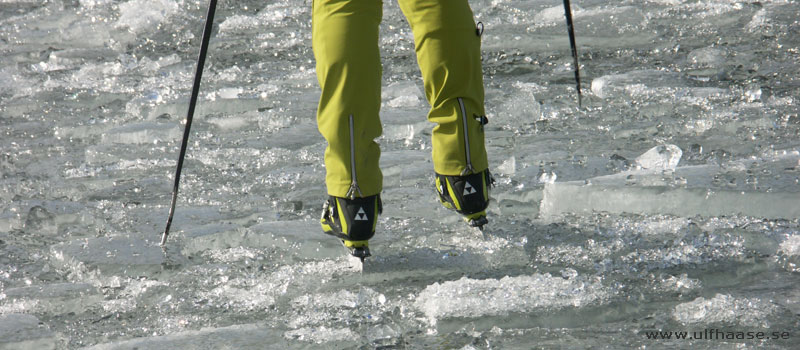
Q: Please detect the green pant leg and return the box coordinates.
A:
[397,0,489,176]
[312,0,383,198]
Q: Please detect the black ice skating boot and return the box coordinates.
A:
[320,194,381,261]
[435,169,494,230]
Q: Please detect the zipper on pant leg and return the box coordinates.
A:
[345,114,364,199]
[457,98,476,176]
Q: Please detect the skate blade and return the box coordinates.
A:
[466,216,488,230]
[348,246,371,263]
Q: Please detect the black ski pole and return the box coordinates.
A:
[562,0,582,108]
[161,0,217,246]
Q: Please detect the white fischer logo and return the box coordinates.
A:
[463,182,477,195]
[355,207,368,221]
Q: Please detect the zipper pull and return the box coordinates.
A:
[475,22,484,37]
[474,115,488,132]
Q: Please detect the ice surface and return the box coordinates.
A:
[672,294,780,328]
[101,122,181,145]
[0,282,101,315]
[2,201,90,235]
[0,314,57,350]
[50,237,184,281]
[414,273,611,322]
[3,0,800,348]
[78,323,284,350]
[182,220,320,258]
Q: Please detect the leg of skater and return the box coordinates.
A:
[398,0,493,229]
[313,0,384,258]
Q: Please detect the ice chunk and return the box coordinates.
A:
[0,314,57,350]
[534,5,575,26]
[382,81,424,108]
[79,0,114,9]
[1,283,101,315]
[688,47,726,68]
[217,4,308,35]
[194,259,363,313]
[591,70,688,99]
[538,171,557,184]
[288,288,386,329]
[635,144,682,171]
[3,201,88,235]
[116,0,180,34]
[101,122,181,145]
[497,156,516,175]
[24,205,57,235]
[746,8,773,34]
[779,235,800,257]
[540,181,800,220]
[494,82,543,121]
[777,234,800,272]
[673,294,779,328]
[414,274,611,322]
[744,84,762,102]
[217,87,243,99]
[206,114,252,130]
[655,274,701,294]
[283,327,357,344]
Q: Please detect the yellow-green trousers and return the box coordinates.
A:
[313,0,489,198]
